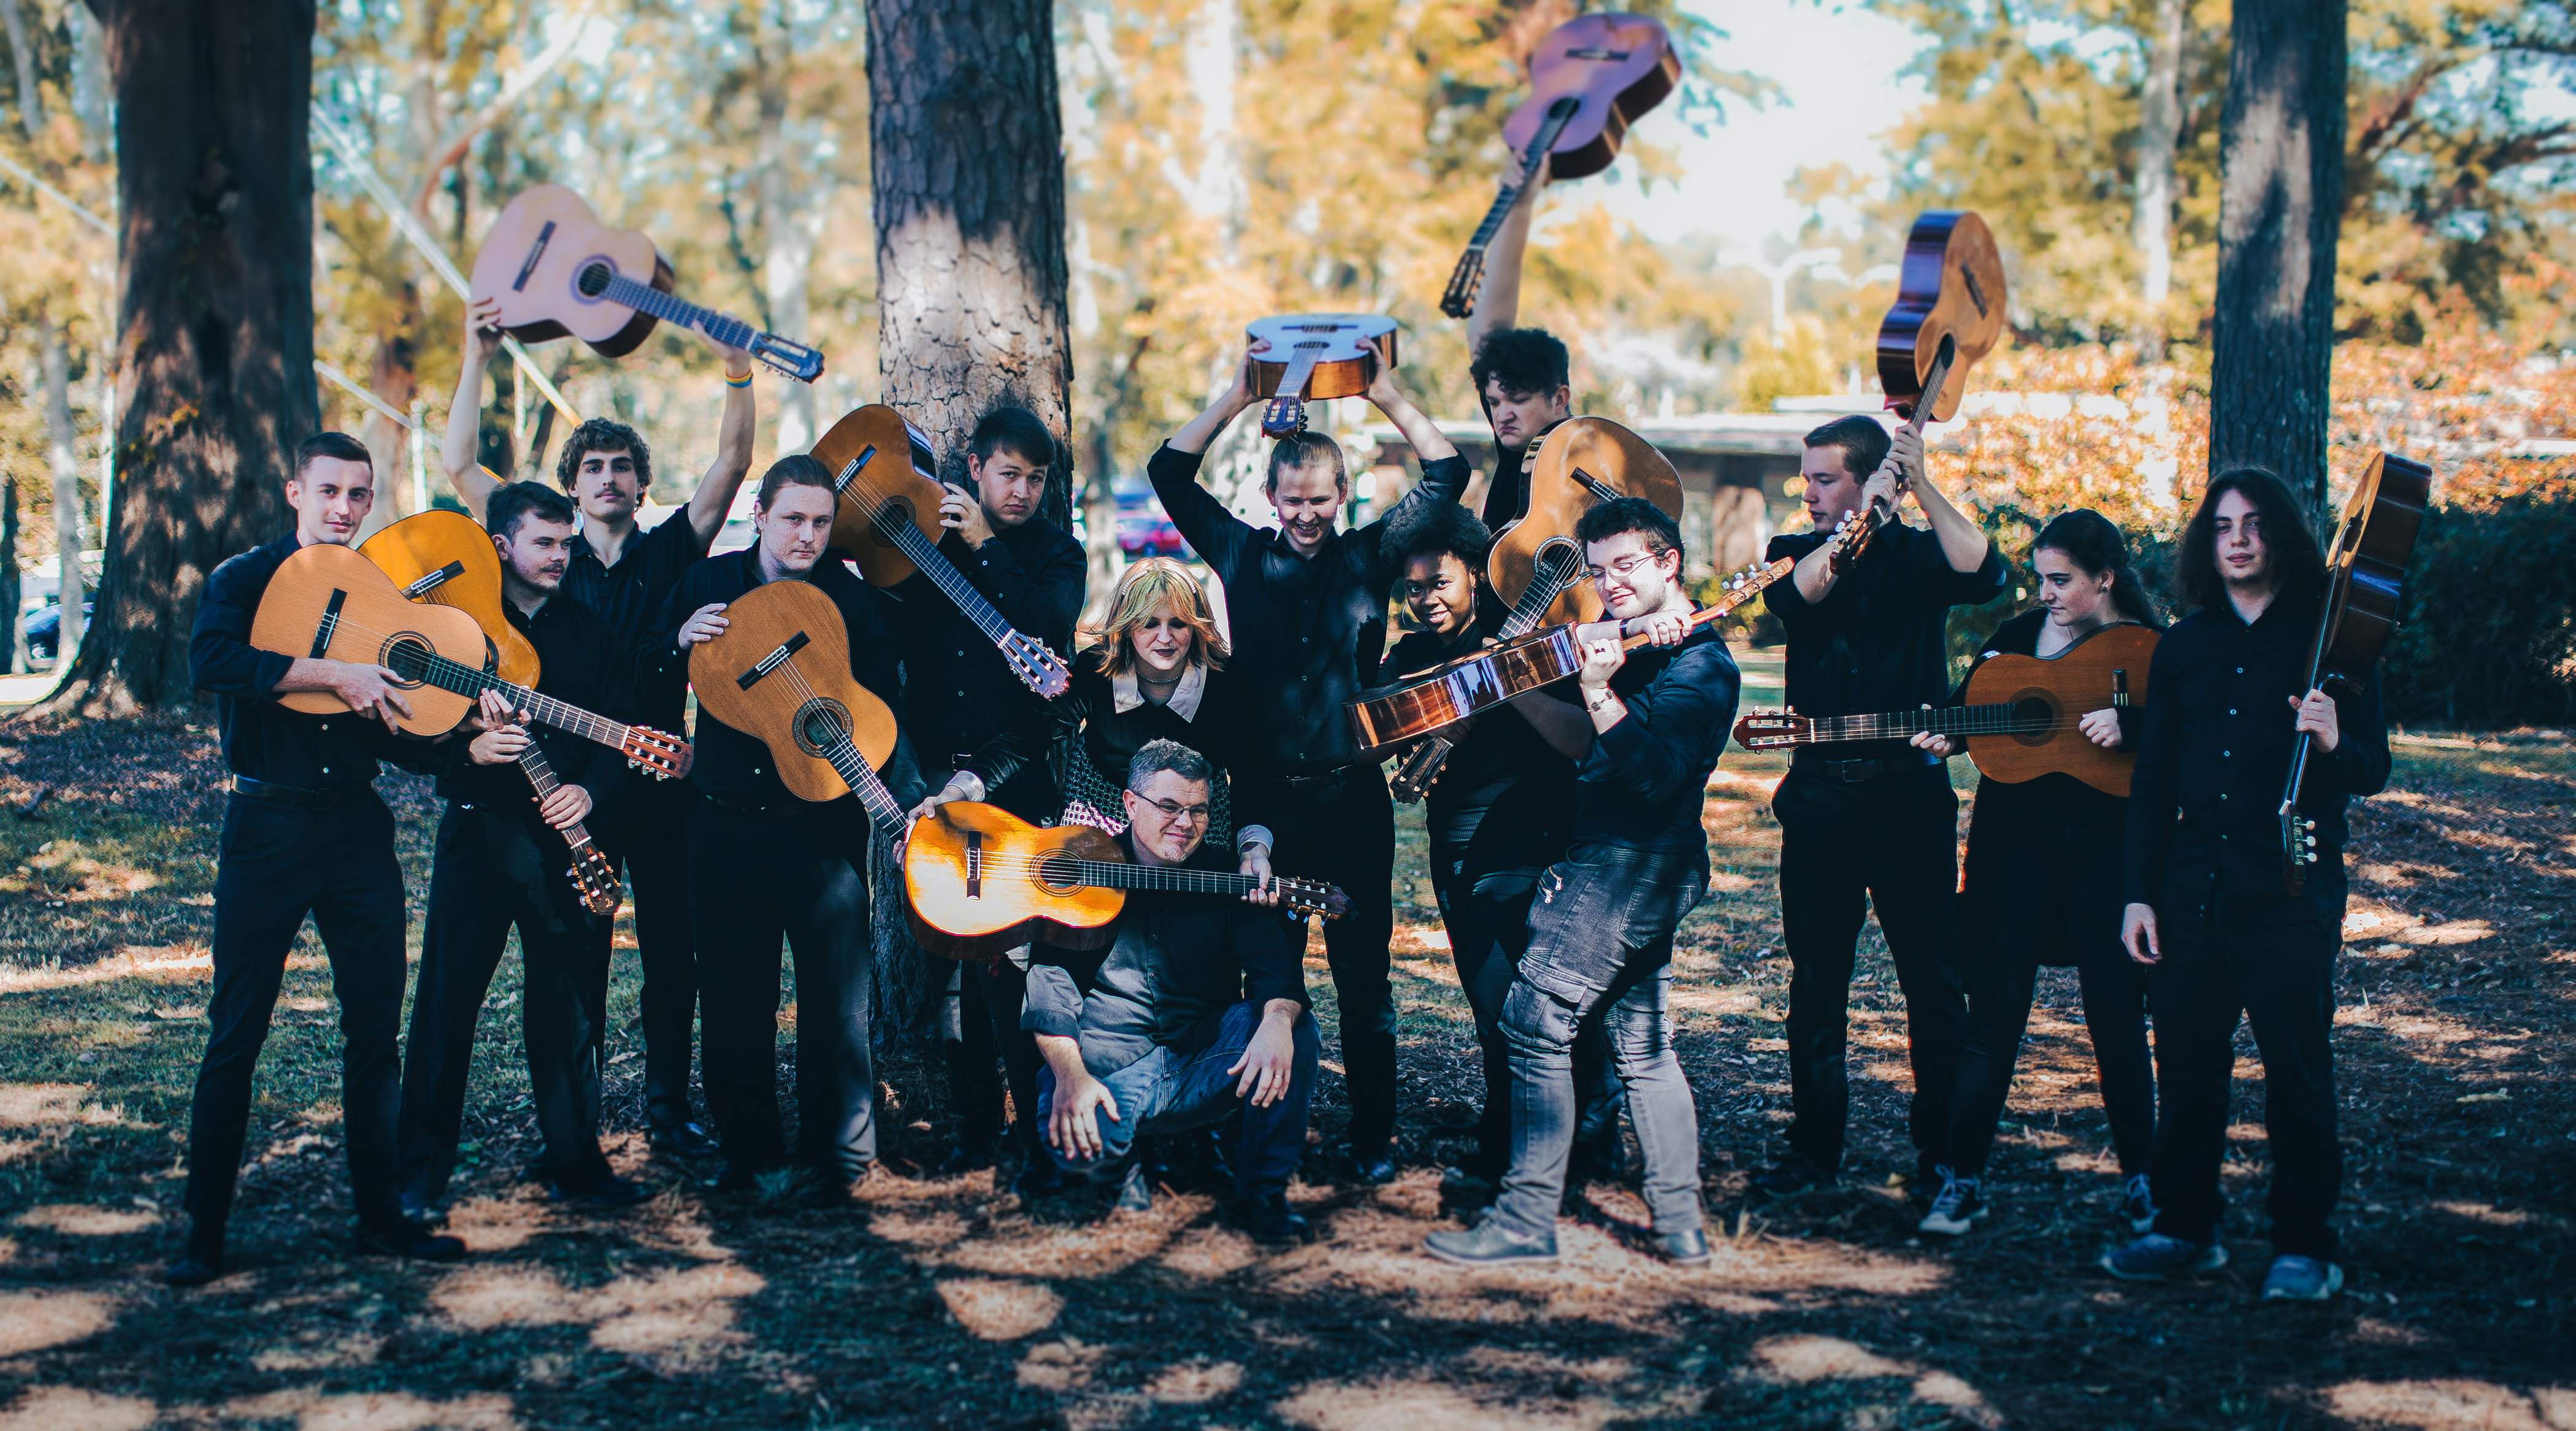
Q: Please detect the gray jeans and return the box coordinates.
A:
[1487,843,1708,1240]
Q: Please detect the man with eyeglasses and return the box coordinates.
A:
[1425,498,1739,1267]
[1024,740,1317,1243]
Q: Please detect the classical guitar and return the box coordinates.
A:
[249,542,694,778]
[500,713,623,918]
[470,184,826,382]
[811,404,1071,699]
[359,510,540,689]
[1733,623,2160,796]
[1351,556,1796,758]
[904,801,1346,962]
[1247,314,1399,439]
[2280,450,2430,892]
[1441,13,1680,319]
[683,578,911,840]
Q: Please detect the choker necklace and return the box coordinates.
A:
[1138,669,1182,690]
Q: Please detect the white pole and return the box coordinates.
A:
[409,397,429,514]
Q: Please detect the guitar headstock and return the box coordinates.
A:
[570,845,623,918]
[1002,632,1073,700]
[1277,876,1348,921]
[1439,251,1486,321]
[623,726,695,781]
[1388,738,1449,805]
[1706,556,1798,616]
[1259,395,1309,439]
[1730,708,1812,750]
[2281,810,2317,893]
[1825,507,1877,575]
[750,333,826,383]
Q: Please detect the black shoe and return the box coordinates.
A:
[1236,1192,1311,1245]
[397,1192,447,1230]
[550,1172,653,1210]
[1113,1162,1155,1214]
[649,1116,718,1161]
[1424,1219,1559,1266]
[1012,1159,1065,1200]
[937,1134,1003,1175]
[355,1221,466,1264]
[699,1160,762,1194]
[1749,1154,1836,1199]
[1350,1140,1397,1186]
[1654,1226,1712,1267]
[163,1227,226,1287]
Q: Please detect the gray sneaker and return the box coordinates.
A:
[2260,1254,2344,1302]
[2101,1232,2228,1281]
[1918,1168,1986,1237]
[2119,1174,2157,1235]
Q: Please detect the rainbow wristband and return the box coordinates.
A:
[724,370,754,388]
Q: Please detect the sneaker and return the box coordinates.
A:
[1233,1192,1311,1245]
[1748,1154,1836,1199]
[1424,1219,1559,1266]
[355,1220,467,1264]
[1917,1168,1985,1237]
[2260,1254,2344,1302]
[2119,1174,2158,1235]
[1350,1138,1397,1186]
[1113,1162,1154,1214]
[2100,1232,2227,1282]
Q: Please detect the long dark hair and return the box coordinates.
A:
[2035,508,2162,627]
[2175,467,2326,613]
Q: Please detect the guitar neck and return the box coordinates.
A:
[1498,547,1585,639]
[1787,700,2033,745]
[412,653,638,759]
[596,272,800,376]
[819,734,911,842]
[1061,859,1265,900]
[884,519,1021,648]
[511,737,596,852]
[1609,556,1795,649]
[1442,101,1579,318]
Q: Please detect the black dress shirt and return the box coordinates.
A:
[1021,835,1309,1078]
[2123,586,2391,923]
[1379,608,1574,866]
[648,549,925,813]
[1763,521,2009,761]
[1572,621,1741,855]
[889,518,1086,818]
[429,591,626,819]
[1148,443,1472,773]
[564,511,709,729]
[190,533,439,788]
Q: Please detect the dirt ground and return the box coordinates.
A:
[0,689,2567,1429]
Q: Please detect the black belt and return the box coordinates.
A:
[231,775,374,808]
[1790,749,1943,784]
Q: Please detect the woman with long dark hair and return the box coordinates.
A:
[1911,508,2166,1238]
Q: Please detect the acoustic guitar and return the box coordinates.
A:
[1732,623,2159,796]
[248,542,694,780]
[1441,14,1679,320]
[810,404,1071,699]
[470,184,826,382]
[904,802,1346,962]
[505,720,623,918]
[1246,314,1399,439]
[683,578,911,839]
[359,511,540,689]
[2280,450,2430,891]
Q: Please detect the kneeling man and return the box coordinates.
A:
[1026,740,1317,1242]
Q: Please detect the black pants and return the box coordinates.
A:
[594,779,697,1127]
[1774,765,1966,1178]
[2148,897,2343,1259]
[1268,768,1398,1149]
[689,796,878,1177]
[397,807,612,1205]
[948,954,1043,1160]
[186,788,410,1235]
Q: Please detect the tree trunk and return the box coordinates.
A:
[2209,0,2347,515]
[40,327,85,661]
[865,0,1073,1040]
[50,0,319,715]
[2,479,21,675]
[2132,0,2186,361]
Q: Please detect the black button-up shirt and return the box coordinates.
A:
[648,548,924,813]
[2123,586,2391,923]
[1148,443,1471,773]
[429,591,626,818]
[564,511,709,729]
[189,532,439,788]
[1380,608,1574,867]
[1764,521,2008,761]
[1573,621,1741,855]
[889,518,1085,819]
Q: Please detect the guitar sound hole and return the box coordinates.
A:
[380,637,433,689]
[577,262,613,298]
[1034,856,1080,894]
[792,699,851,758]
[2011,694,2057,746]
[872,496,913,547]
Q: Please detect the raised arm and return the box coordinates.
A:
[440,298,509,521]
[1888,426,1996,578]
[1465,150,1548,355]
[683,347,759,547]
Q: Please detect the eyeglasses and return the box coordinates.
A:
[1581,551,1664,585]
[1135,795,1211,824]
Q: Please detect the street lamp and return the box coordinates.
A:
[1721,246,1843,333]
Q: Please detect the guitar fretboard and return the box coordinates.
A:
[1787,700,2047,745]
[511,729,598,853]
[384,645,645,759]
[815,724,910,841]
[593,271,757,353]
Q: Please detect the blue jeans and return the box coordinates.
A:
[1489,844,1708,1240]
[1037,1000,1319,1199]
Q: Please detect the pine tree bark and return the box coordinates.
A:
[2209,0,2347,514]
[48,0,320,715]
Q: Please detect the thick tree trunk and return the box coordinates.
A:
[50,0,319,715]
[2,480,21,675]
[2209,0,2347,514]
[2132,0,2186,361]
[40,327,85,661]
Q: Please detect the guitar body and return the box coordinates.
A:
[469,184,677,356]
[359,510,541,688]
[2313,451,2432,689]
[1508,13,1681,181]
[1958,623,2158,795]
[813,404,946,589]
[1874,211,2008,423]
[904,803,1130,961]
[1248,315,1400,437]
[250,542,491,737]
[1489,416,1682,626]
[684,579,897,805]
[1351,626,1584,756]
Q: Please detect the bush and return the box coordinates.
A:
[2380,494,2576,727]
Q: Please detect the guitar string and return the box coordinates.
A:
[919,851,1330,901]
[827,459,1064,677]
[769,652,908,835]
[282,609,683,761]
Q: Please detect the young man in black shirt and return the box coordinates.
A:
[1425,498,1738,1267]
[171,433,462,1284]
[1752,415,2004,1200]
[1149,355,1466,1181]
[396,483,647,1221]
[442,298,757,1157]
[2105,469,2388,1302]
[658,456,924,1202]
[1462,152,1576,529]
[1025,741,1316,1243]
[898,407,1086,1184]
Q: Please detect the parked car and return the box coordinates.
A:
[1113,485,1186,559]
[24,601,93,662]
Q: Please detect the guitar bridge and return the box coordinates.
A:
[513,220,556,293]
[965,830,983,899]
[311,589,348,659]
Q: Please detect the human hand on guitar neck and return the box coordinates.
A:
[462,691,593,829]
[1912,705,2125,760]
[1791,424,1990,602]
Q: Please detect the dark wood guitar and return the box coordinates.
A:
[502,716,623,918]
[811,404,1071,699]
[1246,314,1399,439]
[684,578,910,839]
[2280,450,2431,892]
[1441,14,1680,319]
[1876,210,2008,426]
[251,542,694,779]
[904,802,1345,962]
[1733,623,2160,796]
[359,511,540,689]
[470,184,825,382]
